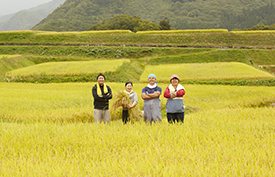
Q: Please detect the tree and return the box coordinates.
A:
[159,17,171,30]
[134,20,160,31]
[87,14,161,32]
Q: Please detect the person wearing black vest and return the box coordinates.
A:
[92,73,112,124]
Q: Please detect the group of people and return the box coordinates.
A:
[92,73,186,124]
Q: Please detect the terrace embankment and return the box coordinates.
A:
[1,42,275,50]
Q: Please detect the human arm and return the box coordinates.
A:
[102,86,112,100]
[92,85,106,101]
[128,92,138,109]
[142,92,161,100]
[164,87,172,98]
[176,89,185,97]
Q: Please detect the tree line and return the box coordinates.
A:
[220,1,275,30]
[87,15,171,32]
[32,0,271,31]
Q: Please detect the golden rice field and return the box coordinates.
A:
[5,59,129,77]
[0,82,274,122]
[35,30,133,35]
[136,29,228,34]
[231,30,275,34]
[140,62,275,82]
[0,82,274,176]
[0,55,21,59]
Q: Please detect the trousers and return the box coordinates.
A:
[94,109,111,124]
[167,112,184,123]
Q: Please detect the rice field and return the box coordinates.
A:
[0,82,274,176]
[0,55,21,59]
[34,30,133,35]
[136,29,228,34]
[5,59,129,77]
[231,30,275,34]
[140,62,275,82]
[0,82,274,122]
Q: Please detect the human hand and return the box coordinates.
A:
[127,103,133,109]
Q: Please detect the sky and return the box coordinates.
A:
[0,0,53,16]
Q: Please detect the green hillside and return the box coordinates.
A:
[31,0,270,31]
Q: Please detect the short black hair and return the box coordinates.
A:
[97,73,105,80]
[125,81,133,87]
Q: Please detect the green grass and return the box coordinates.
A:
[141,62,275,82]
[0,56,35,81]
[149,49,275,66]
[1,30,275,48]
[6,59,129,78]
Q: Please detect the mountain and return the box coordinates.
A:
[31,0,270,31]
[0,14,14,23]
[0,0,66,31]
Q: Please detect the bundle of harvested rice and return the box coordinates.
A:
[112,91,142,122]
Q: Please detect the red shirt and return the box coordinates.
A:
[163,86,185,98]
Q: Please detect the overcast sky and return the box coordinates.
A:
[0,0,53,16]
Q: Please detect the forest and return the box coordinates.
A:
[31,0,274,31]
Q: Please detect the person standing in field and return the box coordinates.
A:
[141,74,162,123]
[163,74,185,123]
[122,81,138,124]
[92,73,112,124]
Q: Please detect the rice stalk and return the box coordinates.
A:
[112,91,142,122]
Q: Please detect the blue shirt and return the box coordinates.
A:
[142,86,162,95]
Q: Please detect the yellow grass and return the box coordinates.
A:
[0,30,33,33]
[80,30,133,34]
[36,30,133,35]
[0,82,274,176]
[231,30,275,34]
[136,29,228,34]
[140,62,275,82]
[0,82,274,122]
[0,55,21,59]
[6,59,129,77]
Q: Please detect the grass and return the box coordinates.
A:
[0,82,274,176]
[36,30,133,35]
[0,56,35,81]
[0,55,21,59]
[136,29,228,34]
[231,30,275,34]
[0,82,274,122]
[1,30,275,48]
[6,59,130,78]
[141,62,275,82]
[1,110,274,176]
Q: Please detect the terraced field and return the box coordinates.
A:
[0,30,274,176]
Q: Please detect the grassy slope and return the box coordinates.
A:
[0,31,275,48]
[0,56,35,81]
[1,47,275,84]
[140,62,275,82]
[0,31,274,84]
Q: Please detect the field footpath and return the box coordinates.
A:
[1,43,275,50]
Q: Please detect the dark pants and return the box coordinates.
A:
[167,112,184,124]
[122,109,129,124]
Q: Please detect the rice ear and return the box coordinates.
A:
[112,91,142,122]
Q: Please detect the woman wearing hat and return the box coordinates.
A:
[163,74,186,123]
